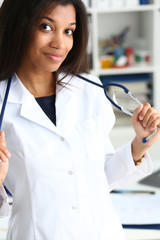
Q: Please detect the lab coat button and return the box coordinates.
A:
[72,206,77,210]
[68,171,73,175]
[60,137,65,141]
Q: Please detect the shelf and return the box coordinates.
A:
[87,4,158,14]
[97,5,156,14]
[94,65,155,76]
[87,0,160,120]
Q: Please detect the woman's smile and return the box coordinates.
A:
[44,52,64,63]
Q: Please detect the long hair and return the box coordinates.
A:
[0,0,89,81]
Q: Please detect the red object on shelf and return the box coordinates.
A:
[125,47,134,66]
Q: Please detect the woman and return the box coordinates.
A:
[0,0,160,239]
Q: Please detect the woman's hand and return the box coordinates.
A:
[131,103,160,162]
[132,103,160,146]
[0,131,11,186]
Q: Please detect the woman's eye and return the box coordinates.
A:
[39,23,52,31]
[65,29,73,35]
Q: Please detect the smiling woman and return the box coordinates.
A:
[0,0,89,81]
[0,0,160,240]
[16,4,77,95]
[23,4,76,72]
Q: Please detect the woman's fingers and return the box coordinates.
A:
[0,131,11,163]
[136,103,160,130]
[147,113,160,131]
[1,131,6,146]
[132,103,160,145]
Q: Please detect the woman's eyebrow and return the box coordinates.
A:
[41,16,76,26]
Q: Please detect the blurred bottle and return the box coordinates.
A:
[125,47,134,66]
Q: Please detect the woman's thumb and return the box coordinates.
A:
[0,131,6,146]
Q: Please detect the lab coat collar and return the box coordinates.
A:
[2,73,76,135]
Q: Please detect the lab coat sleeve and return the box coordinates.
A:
[104,140,152,192]
[0,185,10,217]
[94,81,153,192]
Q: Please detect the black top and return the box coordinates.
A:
[35,94,56,126]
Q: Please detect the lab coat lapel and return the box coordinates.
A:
[6,74,76,135]
[7,74,60,134]
[20,96,59,133]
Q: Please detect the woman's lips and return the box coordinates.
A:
[45,53,64,62]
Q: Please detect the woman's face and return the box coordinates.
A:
[21,4,76,73]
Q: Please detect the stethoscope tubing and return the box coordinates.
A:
[77,74,157,143]
[77,74,129,111]
[0,75,157,144]
[0,76,12,131]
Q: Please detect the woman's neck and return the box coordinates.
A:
[16,70,56,98]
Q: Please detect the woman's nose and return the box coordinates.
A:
[49,32,65,49]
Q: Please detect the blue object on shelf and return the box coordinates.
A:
[100,73,152,85]
[114,47,124,61]
[139,0,148,4]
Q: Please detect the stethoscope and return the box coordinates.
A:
[77,74,157,144]
[0,75,157,143]
[0,76,12,131]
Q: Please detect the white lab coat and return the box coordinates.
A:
[0,73,152,240]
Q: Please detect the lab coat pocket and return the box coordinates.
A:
[77,116,106,162]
